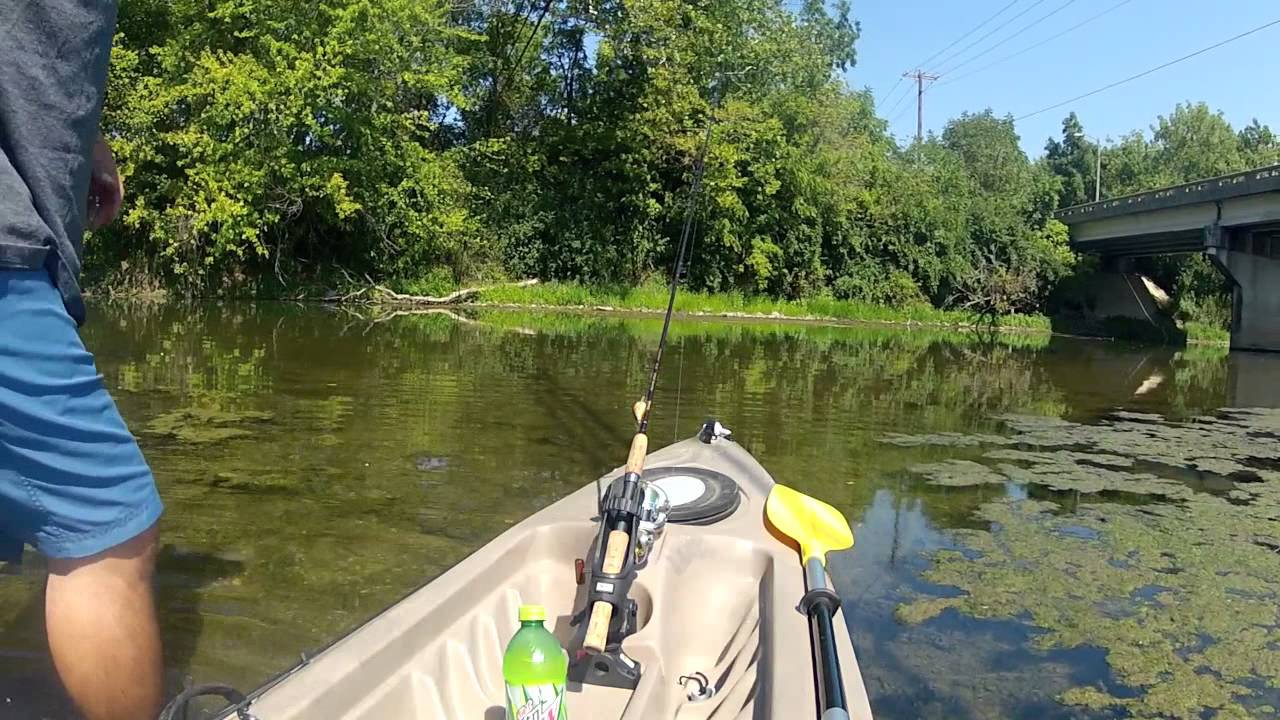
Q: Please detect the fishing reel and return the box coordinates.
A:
[570,474,649,689]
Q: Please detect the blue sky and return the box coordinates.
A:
[841,0,1280,156]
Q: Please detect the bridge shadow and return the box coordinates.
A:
[1050,312,1186,348]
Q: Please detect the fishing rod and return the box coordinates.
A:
[633,105,717,435]
[576,83,722,684]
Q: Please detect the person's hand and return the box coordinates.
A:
[87,134,124,230]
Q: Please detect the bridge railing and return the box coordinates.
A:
[1054,164,1280,225]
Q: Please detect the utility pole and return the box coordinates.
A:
[1094,143,1103,202]
[1072,130,1104,202]
[903,70,939,144]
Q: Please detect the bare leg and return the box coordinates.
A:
[45,524,162,720]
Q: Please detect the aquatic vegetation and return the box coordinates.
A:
[882,432,1016,448]
[910,460,1008,487]
[993,461,1193,498]
[204,471,300,493]
[895,409,1280,719]
[910,451,1192,498]
[982,448,1134,469]
[144,406,274,444]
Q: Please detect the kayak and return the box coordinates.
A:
[214,421,874,719]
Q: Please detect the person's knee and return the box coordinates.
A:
[46,522,159,583]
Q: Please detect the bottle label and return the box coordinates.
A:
[506,682,567,720]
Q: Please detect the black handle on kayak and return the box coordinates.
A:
[802,557,850,720]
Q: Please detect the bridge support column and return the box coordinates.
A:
[1208,246,1280,352]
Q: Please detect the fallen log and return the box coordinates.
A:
[372,278,539,305]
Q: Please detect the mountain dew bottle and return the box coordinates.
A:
[503,605,568,720]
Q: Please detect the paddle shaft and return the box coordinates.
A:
[804,557,849,720]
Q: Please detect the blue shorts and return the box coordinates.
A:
[0,269,162,560]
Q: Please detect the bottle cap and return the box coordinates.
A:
[518,604,546,622]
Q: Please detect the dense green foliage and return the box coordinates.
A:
[90,0,1276,329]
[91,0,1068,317]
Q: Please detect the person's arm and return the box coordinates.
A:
[87,134,123,230]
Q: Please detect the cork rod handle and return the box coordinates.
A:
[626,433,648,475]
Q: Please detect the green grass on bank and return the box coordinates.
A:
[470,307,1059,350]
[475,280,1053,332]
[472,280,1234,345]
[1184,321,1231,345]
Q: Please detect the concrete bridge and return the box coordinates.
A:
[1054,164,1280,352]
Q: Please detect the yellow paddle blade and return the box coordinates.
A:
[766,484,854,563]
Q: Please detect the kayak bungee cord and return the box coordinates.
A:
[574,84,722,687]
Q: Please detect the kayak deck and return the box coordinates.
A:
[230,434,874,719]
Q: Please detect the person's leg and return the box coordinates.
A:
[45,524,162,720]
[0,269,165,720]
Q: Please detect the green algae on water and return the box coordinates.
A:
[911,451,1192,498]
[910,459,1009,487]
[894,409,1280,719]
[144,406,274,444]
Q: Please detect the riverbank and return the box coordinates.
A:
[469,280,1233,345]
[471,280,1053,332]
[87,278,1232,345]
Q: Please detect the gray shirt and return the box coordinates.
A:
[0,0,118,325]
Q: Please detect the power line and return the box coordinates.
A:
[888,89,917,125]
[881,79,914,116]
[930,0,1051,73]
[936,0,1136,88]
[877,77,905,110]
[883,82,914,121]
[1015,17,1280,121]
[938,0,1079,77]
[913,0,1023,70]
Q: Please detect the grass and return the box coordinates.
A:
[475,280,1236,345]
[471,307,1058,350]
[1183,320,1231,345]
[475,280,1054,332]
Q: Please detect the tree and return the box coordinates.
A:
[90,0,1244,332]
[1150,102,1245,183]
[1097,131,1158,197]
[942,110,1028,197]
[97,0,478,293]
[1239,119,1280,168]
[926,112,1073,315]
[1043,112,1100,207]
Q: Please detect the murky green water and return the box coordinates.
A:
[3,303,1280,719]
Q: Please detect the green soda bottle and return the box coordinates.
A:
[503,604,568,720]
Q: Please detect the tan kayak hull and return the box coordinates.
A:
[231,434,874,719]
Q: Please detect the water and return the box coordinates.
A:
[2,303,1278,719]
